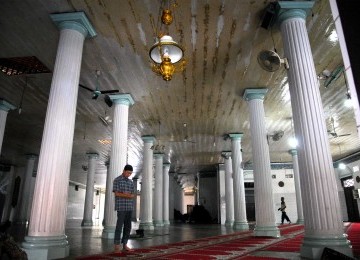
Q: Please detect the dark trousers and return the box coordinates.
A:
[281,211,290,224]
[114,211,132,245]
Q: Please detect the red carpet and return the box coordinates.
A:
[77,223,360,259]
[77,225,299,259]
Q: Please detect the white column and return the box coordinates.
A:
[275,2,352,258]
[1,166,16,223]
[0,99,16,154]
[163,163,170,225]
[289,149,304,224]
[131,178,138,221]
[81,153,98,226]
[16,154,37,224]
[22,12,96,259]
[228,134,249,230]
[102,160,110,226]
[243,89,280,237]
[222,152,234,227]
[139,136,155,230]
[153,153,164,227]
[196,172,200,205]
[102,94,135,239]
[169,172,175,223]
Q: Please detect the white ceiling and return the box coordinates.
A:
[0,0,359,189]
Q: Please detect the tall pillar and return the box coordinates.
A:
[16,154,37,224]
[1,166,16,223]
[243,89,280,237]
[275,2,352,257]
[131,177,138,221]
[81,153,98,226]
[221,151,234,227]
[228,134,249,230]
[102,94,135,239]
[196,172,200,205]
[163,163,170,225]
[289,149,304,224]
[22,12,96,259]
[102,160,110,226]
[139,136,155,230]
[168,172,175,223]
[0,99,16,154]
[153,153,164,227]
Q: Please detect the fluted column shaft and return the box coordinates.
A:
[1,166,15,223]
[16,155,37,224]
[223,154,234,227]
[163,163,170,225]
[139,136,155,230]
[131,178,138,221]
[229,134,249,230]
[0,100,16,154]
[169,173,175,222]
[289,149,304,224]
[82,153,98,226]
[22,12,96,259]
[244,89,279,237]
[102,94,134,239]
[153,153,164,227]
[276,2,352,258]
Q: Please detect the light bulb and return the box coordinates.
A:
[288,137,298,148]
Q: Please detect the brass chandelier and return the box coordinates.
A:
[149,0,186,81]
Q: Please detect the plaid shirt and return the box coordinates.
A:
[113,175,134,211]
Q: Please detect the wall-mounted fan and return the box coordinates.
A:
[79,70,119,100]
[328,117,351,139]
[257,50,289,72]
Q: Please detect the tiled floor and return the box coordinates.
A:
[11,220,303,259]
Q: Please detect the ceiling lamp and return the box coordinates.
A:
[149,0,185,81]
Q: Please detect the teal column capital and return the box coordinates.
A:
[154,153,164,159]
[86,153,99,159]
[275,1,315,25]
[288,149,298,156]
[163,163,171,168]
[50,12,97,38]
[243,88,268,101]
[110,94,135,106]
[0,99,16,112]
[221,151,232,159]
[142,135,156,143]
[228,133,243,140]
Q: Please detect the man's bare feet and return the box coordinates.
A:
[114,244,121,252]
[123,244,134,252]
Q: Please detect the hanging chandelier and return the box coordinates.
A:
[149,0,186,81]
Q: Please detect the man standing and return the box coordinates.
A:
[278,197,291,224]
[113,164,135,252]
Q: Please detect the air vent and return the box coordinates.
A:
[0,56,51,76]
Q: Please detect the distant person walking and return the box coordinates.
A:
[113,164,135,252]
[278,197,291,224]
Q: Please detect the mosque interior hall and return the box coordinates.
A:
[0,0,360,259]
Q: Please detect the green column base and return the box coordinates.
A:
[153,220,164,227]
[139,221,154,230]
[163,220,170,225]
[102,226,115,239]
[81,219,93,226]
[22,235,69,260]
[233,221,249,230]
[296,218,304,224]
[254,225,280,237]
[225,220,234,227]
[300,234,353,259]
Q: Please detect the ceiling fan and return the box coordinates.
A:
[257,50,289,72]
[79,70,119,100]
[99,109,112,126]
[328,117,351,139]
[168,136,196,144]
